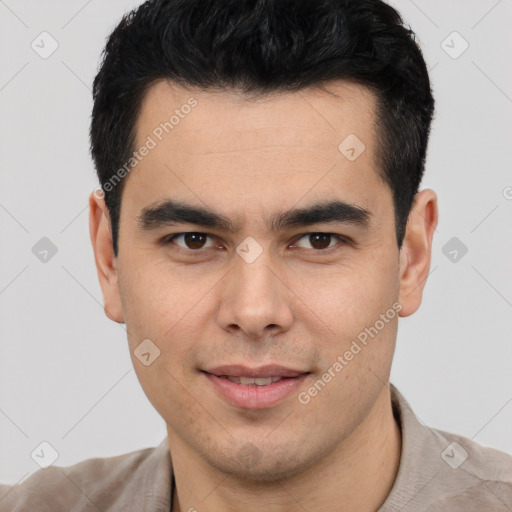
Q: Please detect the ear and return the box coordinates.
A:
[89,190,125,324]
[398,189,438,317]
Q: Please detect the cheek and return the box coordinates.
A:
[119,263,210,390]
[304,257,399,321]
[303,258,400,373]
[118,258,202,338]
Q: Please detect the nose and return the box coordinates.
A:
[216,248,294,340]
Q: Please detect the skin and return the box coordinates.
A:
[89,79,438,512]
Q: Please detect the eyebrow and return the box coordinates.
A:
[136,198,372,233]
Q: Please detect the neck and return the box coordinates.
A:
[170,384,401,512]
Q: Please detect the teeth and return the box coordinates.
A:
[243,377,272,386]
[224,376,283,385]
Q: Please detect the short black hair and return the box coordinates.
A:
[90,0,434,257]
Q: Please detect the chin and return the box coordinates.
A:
[208,443,314,484]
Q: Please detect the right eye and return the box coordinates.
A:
[161,232,218,253]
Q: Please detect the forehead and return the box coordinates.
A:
[123,79,389,227]
[135,79,378,153]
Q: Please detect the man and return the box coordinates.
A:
[1,0,511,510]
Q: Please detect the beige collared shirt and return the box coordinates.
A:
[1,384,511,511]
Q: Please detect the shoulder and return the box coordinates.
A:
[383,385,512,511]
[0,444,160,512]
[426,426,512,510]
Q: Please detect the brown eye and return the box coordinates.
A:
[308,233,332,250]
[294,233,343,251]
[164,233,215,251]
[183,233,207,249]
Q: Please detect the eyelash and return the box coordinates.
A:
[160,232,351,256]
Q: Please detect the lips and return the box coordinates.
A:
[202,364,309,379]
[203,370,310,409]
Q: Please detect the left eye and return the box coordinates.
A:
[292,233,345,251]
[162,232,346,252]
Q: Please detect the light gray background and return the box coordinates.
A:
[1,0,511,486]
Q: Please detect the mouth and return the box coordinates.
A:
[202,363,309,379]
[201,365,311,409]
[210,375,295,386]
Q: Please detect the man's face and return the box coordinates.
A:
[96,80,407,480]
